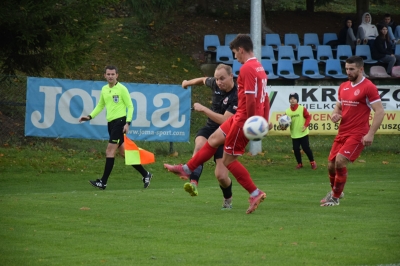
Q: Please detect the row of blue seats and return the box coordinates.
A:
[215,44,400,66]
[234,58,367,80]
[204,33,339,52]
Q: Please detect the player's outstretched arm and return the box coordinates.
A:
[182,77,207,89]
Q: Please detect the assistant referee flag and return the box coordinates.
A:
[124,135,155,165]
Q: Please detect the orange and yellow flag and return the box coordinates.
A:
[124,135,155,165]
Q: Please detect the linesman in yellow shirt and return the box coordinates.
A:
[79,65,153,189]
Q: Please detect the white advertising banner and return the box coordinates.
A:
[267,85,400,135]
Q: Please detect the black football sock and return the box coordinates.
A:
[220,181,233,199]
[190,164,203,183]
[101,157,115,184]
[132,164,148,177]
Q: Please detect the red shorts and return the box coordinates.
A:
[220,116,249,156]
[328,135,364,162]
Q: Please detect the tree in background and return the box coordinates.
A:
[0,0,117,77]
[126,0,181,28]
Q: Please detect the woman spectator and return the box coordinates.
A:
[372,24,400,76]
[338,17,358,51]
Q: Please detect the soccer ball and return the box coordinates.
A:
[278,115,291,129]
[243,116,269,141]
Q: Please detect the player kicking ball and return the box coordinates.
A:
[164,34,270,214]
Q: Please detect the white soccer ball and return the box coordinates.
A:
[278,115,292,129]
[243,116,269,141]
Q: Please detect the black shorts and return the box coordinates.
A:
[108,117,126,146]
[196,125,224,160]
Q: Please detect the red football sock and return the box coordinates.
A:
[226,160,257,194]
[328,169,336,189]
[333,167,347,198]
[329,175,335,189]
[187,142,217,171]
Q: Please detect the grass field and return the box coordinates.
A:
[1,2,400,264]
[0,135,399,265]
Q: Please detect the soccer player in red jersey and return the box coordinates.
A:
[320,56,385,206]
[164,34,271,214]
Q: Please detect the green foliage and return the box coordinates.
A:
[126,0,181,27]
[0,0,118,77]
[59,17,203,84]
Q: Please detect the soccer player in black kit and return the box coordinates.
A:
[180,64,238,209]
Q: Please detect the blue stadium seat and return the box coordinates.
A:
[232,60,243,78]
[261,59,279,79]
[336,45,353,62]
[265,33,281,51]
[302,59,325,79]
[224,34,237,46]
[323,33,338,50]
[303,33,320,51]
[325,59,347,79]
[204,35,220,53]
[278,46,301,64]
[297,45,315,61]
[284,33,301,51]
[355,45,378,64]
[216,46,234,65]
[277,59,300,79]
[261,46,277,64]
[316,45,334,63]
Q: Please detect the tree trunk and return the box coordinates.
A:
[261,0,273,35]
[356,0,369,25]
[306,0,314,12]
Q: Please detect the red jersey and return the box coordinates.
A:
[337,77,381,136]
[234,57,269,124]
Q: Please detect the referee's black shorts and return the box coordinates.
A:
[108,116,126,146]
[196,125,224,160]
